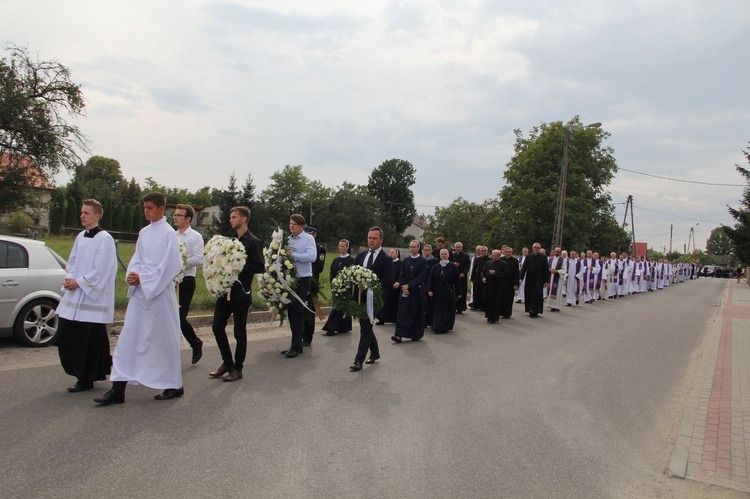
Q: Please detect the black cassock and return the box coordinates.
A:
[395,255,427,339]
[450,251,472,312]
[499,256,520,318]
[378,258,402,324]
[322,254,354,334]
[519,252,550,315]
[482,258,507,322]
[471,255,489,310]
[427,262,459,333]
[424,257,439,327]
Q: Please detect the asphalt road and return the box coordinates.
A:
[0,278,736,498]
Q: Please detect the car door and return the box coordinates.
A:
[0,241,30,329]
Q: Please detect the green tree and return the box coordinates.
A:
[424,197,494,247]
[132,202,146,231]
[707,226,732,256]
[213,172,240,236]
[367,159,416,246]
[493,118,627,252]
[48,190,65,234]
[0,43,89,213]
[121,204,133,233]
[111,203,123,231]
[724,144,750,265]
[65,196,78,228]
[114,177,141,205]
[317,182,379,246]
[101,198,113,229]
[68,156,124,202]
[258,165,308,227]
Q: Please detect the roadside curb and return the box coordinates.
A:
[111,306,333,328]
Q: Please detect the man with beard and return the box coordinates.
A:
[481,249,507,323]
[519,242,549,317]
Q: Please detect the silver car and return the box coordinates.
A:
[0,235,67,347]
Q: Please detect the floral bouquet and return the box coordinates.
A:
[331,265,383,321]
[174,241,189,285]
[257,228,298,324]
[203,235,247,298]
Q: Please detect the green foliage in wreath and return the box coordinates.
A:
[331,265,384,320]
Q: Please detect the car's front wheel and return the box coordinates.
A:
[13,299,59,347]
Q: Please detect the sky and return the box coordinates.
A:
[5,0,749,253]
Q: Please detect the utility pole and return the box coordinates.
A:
[669,224,673,255]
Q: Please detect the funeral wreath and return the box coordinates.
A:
[203,235,247,298]
[331,265,383,320]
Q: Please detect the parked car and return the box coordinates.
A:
[0,235,67,347]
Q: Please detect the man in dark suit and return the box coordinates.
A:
[350,226,393,371]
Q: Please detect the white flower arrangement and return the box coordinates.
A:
[203,235,247,298]
[257,228,297,324]
[331,265,383,320]
[174,241,189,284]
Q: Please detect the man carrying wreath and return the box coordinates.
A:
[350,226,393,371]
[209,206,264,382]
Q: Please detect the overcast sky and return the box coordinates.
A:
[5,0,749,253]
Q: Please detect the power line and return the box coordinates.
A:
[618,167,745,187]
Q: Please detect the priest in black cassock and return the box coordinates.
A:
[499,246,520,319]
[470,246,489,311]
[322,239,354,335]
[518,242,550,317]
[422,244,439,328]
[376,248,401,325]
[450,242,472,314]
[481,249,507,323]
[393,240,427,342]
[427,248,459,333]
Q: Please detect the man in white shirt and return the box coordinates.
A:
[173,204,205,364]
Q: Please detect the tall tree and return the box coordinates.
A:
[121,204,133,233]
[493,118,627,252]
[317,182,379,246]
[68,156,124,202]
[213,172,240,236]
[111,203,123,231]
[48,190,65,235]
[424,197,495,247]
[367,158,416,246]
[724,144,750,265]
[258,165,308,229]
[707,226,732,256]
[64,196,78,228]
[101,198,113,229]
[0,43,89,213]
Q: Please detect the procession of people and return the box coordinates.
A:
[55,196,706,404]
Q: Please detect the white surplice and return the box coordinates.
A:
[56,230,117,324]
[110,217,183,389]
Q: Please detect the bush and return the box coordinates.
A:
[8,212,34,234]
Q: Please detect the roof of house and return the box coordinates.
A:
[0,152,54,190]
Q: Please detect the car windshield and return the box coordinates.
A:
[45,246,67,269]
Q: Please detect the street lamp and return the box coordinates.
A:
[552,122,602,249]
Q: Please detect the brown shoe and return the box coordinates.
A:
[209,364,232,378]
[223,368,243,382]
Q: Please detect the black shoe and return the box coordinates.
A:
[302,340,311,347]
[375,320,385,326]
[349,360,363,371]
[154,387,184,400]
[223,369,242,382]
[365,355,380,364]
[566,304,572,307]
[209,363,232,378]
[284,348,300,358]
[67,380,94,393]
[191,344,203,365]
[324,331,335,336]
[391,335,402,343]
[94,389,124,405]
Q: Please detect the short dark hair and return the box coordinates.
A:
[368,226,384,239]
[175,204,195,221]
[142,192,166,207]
[230,206,251,221]
[82,199,103,215]
[436,237,445,244]
[290,213,306,226]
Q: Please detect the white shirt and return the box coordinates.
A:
[176,226,204,277]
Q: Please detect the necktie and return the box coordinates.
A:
[366,250,375,269]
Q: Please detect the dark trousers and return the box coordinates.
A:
[288,277,311,351]
[178,277,202,348]
[212,295,251,371]
[355,318,380,363]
